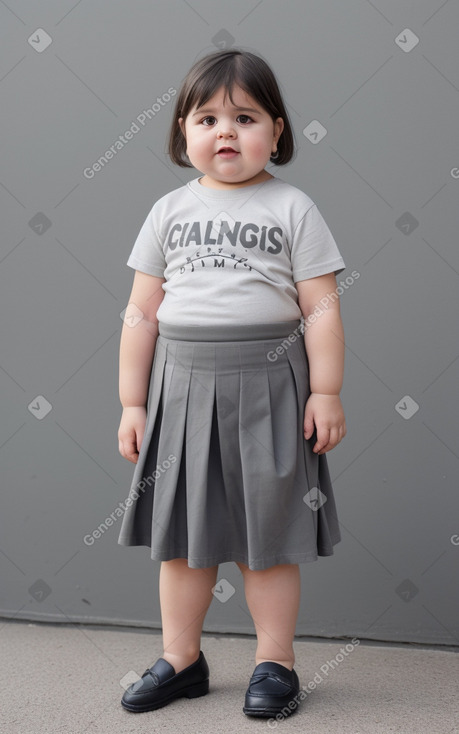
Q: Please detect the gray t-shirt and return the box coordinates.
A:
[127,176,345,326]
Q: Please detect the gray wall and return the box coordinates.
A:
[1,0,458,647]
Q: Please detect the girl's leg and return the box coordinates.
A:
[159,558,218,673]
[236,562,300,670]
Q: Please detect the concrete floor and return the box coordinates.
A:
[1,619,458,734]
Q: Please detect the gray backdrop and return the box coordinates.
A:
[1,0,458,647]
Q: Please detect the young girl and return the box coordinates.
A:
[117,48,346,719]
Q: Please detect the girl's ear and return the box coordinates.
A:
[178,117,186,138]
[274,117,284,145]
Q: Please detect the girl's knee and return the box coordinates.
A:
[161,558,201,573]
[162,557,189,567]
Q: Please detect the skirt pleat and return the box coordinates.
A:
[118,323,341,570]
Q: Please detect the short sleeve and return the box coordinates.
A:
[290,204,345,282]
[126,206,166,277]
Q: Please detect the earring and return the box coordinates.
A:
[271,150,279,160]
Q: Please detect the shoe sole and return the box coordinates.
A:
[243,704,298,718]
[121,679,209,713]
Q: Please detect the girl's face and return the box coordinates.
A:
[178,84,284,189]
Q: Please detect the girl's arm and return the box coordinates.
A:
[118,271,166,463]
[295,273,346,455]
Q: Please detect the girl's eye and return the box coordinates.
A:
[200,114,254,126]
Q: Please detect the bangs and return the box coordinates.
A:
[183,58,259,117]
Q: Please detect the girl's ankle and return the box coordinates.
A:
[161,650,200,674]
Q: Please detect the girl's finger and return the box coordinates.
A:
[303,411,315,439]
[329,426,340,448]
[314,427,330,453]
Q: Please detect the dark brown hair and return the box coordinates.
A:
[168,49,295,167]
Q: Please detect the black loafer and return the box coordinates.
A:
[243,661,301,718]
[121,650,209,713]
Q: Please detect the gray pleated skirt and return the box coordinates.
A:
[117,320,341,570]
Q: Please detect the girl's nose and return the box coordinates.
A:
[217,124,236,138]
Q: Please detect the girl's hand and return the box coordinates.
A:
[304,393,346,455]
[118,406,147,463]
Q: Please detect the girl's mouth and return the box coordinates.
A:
[217,148,239,159]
